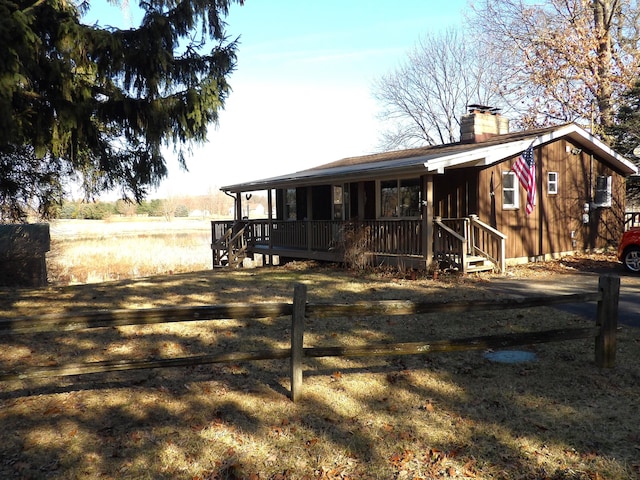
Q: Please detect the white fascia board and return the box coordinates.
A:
[562,125,638,174]
[424,124,638,175]
[424,139,536,172]
[222,155,432,192]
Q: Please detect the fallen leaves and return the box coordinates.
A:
[387,447,479,479]
[1,260,637,479]
[420,401,435,413]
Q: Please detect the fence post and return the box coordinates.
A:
[595,275,620,368]
[290,283,307,402]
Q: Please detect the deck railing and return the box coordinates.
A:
[212,216,503,271]
[468,215,507,273]
[435,216,506,273]
[212,219,423,256]
[434,218,467,272]
[362,219,422,255]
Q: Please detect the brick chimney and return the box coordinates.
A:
[460,104,509,143]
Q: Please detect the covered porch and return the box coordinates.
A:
[211,216,506,273]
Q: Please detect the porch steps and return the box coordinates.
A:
[211,222,248,268]
[465,255,495,273]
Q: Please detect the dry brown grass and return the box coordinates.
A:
[48,219,212,284]
[1,224,639,479]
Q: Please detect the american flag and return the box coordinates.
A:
[512,146,536,215]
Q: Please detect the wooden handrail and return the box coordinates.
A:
[211,221,250,267]
[469,215,507,273]
[213,217,505,273]
[434,217,468,272]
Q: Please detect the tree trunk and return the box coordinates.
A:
[594,0,614,131]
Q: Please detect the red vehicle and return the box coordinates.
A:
[618,227,640,273]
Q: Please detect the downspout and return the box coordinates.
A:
[223,190,237,220]
[537,148,543,259]
[268,189,273,266]
[589,154,594,204]
[422,175,434,271]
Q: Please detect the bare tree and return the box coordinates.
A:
[470,0,640,135]
[162,196,177,221]
[115,199,137,217]
[372,27,503,149]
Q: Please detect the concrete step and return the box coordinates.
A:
[466,255,495,273]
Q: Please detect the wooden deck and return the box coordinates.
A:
[211,217,505,273]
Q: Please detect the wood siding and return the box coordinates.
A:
[433,169,478,218]
[477,139,626,259]
[264,135,628,264]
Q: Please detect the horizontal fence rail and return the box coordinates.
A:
[0,276,620,403]
[0,303,294,334]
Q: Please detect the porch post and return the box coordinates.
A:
[422,175,434,270]
[235,193,243,221]
[357,181,365,219]
[306,188,313,251]
[268,189,273,266]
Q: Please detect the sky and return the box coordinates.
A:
[85,1,470,198]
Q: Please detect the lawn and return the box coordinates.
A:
[1,258,639,479]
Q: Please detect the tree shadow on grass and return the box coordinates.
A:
[1,267,639,478]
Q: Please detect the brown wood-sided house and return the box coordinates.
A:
[212,106,638,273]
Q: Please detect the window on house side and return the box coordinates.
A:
[285,188,297,220]
[333,185,343,220]
[333,185,343,205]
[502,172,519,209]
[594,175,612,207]
[547,172,558,194]
[380,178,421,218]
[380,180,398,217]
[399,178,421,217]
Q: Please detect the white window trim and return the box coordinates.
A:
[502,171,519,210]
[547,172,558,195]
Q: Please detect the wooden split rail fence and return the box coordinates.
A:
[0,276,620,402]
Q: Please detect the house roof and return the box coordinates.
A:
[221,123,638,193]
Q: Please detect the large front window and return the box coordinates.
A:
[399,178,421,216]
[380,178,421,218]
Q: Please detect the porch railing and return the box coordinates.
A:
[468,215,506,273]
[211,220,248,267]
[433,218,468,272]
[434,216,506,273]
[212,219,423,256]
[212,216,504,272]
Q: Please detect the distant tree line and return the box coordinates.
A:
[59,199,188,220]
[56,191,269,220]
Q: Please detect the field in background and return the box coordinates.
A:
[48,218,215,284]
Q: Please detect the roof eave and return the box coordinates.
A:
[424,124,638,175]
[222,123,638,193]
[221,157,433,193]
